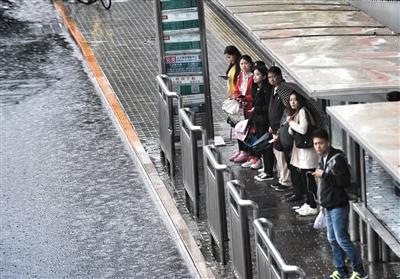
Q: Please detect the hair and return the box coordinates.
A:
[287,91,306,116]
[312,128,330,141]
[224,45,241,84]
[267,66,282,78]
[253,60,266,70]
[253,65,268,76]
[239,54,253,65]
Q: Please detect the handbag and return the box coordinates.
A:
[294,109,317,149]
[313,210,326,230]
[279,122,294,150]
[234,119,250,142]
[222,98,240,115]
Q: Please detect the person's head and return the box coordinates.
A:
[239,55,253,73]
[253,60,266,70]
[288,91,306,114]
[268,66,283,87]
[312,128,330,155]
[224,45,241,65]
[253,66,268,85]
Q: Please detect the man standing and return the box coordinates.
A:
[312,129,368,279]
[267,66,292,191]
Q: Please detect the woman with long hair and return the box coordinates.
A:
[286,92,319,216]
[229,55,254,163]
[223,45,241,98]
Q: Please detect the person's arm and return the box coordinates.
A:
[233,73,242,99]
[288,108,308,135]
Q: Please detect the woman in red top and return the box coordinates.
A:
[229,55,254,163]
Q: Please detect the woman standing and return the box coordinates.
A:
[223,45,241,98]
[287,92,319,216]
[243,66,273,172]
[229,55,254,163]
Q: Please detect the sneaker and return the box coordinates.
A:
[254,172,274,182]
[286,194,302,202]
[274,184,290,192]
[258,168,264,173]
[295,203,310,213]
[229,151,240,161]
[349,271,368,279]
[298,206,318,216]
[241,159,253,168]
[234,152,249,163]
[250,159,262,169]
[325,271,347,279]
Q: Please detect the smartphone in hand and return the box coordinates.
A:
[219,75,228,80]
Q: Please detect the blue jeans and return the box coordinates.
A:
[326,205,363,276]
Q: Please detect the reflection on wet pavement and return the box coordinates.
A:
[0,1,193,277]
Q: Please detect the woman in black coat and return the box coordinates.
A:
[246,66,274,180]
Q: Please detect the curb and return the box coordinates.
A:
[53,1,214,278]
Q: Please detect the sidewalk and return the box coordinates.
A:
[57,0,399,278]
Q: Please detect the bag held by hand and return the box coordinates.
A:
[222,98,240,115]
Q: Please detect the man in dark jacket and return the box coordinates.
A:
[267,66,292,190]
[312,129,367,279]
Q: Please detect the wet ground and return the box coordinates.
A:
[0,1,194,277]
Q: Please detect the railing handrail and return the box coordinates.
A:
[254,219,306,278]
[227,180,259,219]
[203,145,227,171]
[179,108,208,145]
[156,74,179,98]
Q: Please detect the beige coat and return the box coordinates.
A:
[288,107,318,169]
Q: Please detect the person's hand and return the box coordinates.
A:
[219,75,228,80]
[320,206,324,212]
[286,116,291,122]
[268,127,273,133]
[312,169,324,178]
[248,107,254,113]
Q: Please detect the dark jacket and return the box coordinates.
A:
[251,80,272,127]
[319,147,350,209]
[268,86,285,133]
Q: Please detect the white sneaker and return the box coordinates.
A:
[258,168,264,173]
[241,159,253,168]
[250,159,262,169]
[254,172,274,182]
[298,206,318,216]
[295,203,310,213]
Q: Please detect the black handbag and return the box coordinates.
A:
[294,109,317,149]
[279,122,294,150]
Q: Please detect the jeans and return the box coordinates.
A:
[326,205,364,276]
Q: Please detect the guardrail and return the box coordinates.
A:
[227,180,259,279]
[156,74,181,177]
[179,107,208,217]
[254,219,306,279]
[203,144,233,264]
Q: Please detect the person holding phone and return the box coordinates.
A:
[223,45,241,98]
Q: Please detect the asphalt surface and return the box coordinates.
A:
[1,1,194,277]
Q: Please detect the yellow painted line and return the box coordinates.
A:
[54,1,214,278]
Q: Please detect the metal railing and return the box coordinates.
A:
[227,180,259,279]
[179,107,208,217]
[254,219,306,279]
[203,144,233,264]
[157,74,181,177]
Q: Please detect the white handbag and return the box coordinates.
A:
[222,98,240,115]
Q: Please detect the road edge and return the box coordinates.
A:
[53,1,214,278]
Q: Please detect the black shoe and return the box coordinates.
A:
[274,184,290,192]
[286,194,302,202]
[284,191,294,198]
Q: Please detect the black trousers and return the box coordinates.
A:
[292,167,317,208]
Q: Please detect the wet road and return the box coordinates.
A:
[0,1,194,277]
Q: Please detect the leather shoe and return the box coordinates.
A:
[286,194,302,202]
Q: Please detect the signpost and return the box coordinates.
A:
[154,0,213,137]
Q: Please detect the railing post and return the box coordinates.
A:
[227,180,259,279]
[203,145,233,264]
[156,74,180,177]
[179,107,208,217]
